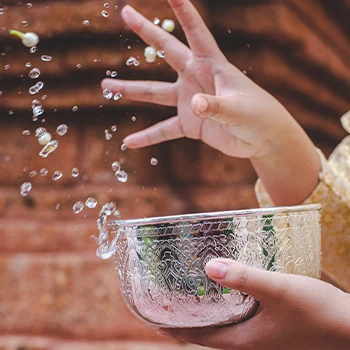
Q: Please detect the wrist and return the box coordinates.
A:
[250,123,321,206]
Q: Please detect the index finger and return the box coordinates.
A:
[168,0,222,58]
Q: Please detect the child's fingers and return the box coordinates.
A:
[191,93,246,127]
[167,0,222,58]
[205,259,290,301]
[121,5,191,74]
[123,116,185,148]
[101,79,178,107]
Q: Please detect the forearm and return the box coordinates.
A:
[251,120,321,206]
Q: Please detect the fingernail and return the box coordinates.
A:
[206,261,228,279]
[193,96,208,113]
[157,330,169,337]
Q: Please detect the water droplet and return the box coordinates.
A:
[114,5,118,10]
[22,21,28,27]
[8,110,14,115]
[120,143,127,151]
[106,70,111,76]
[153,17,160,25]
[20,182,32,196]
[29,170,37,177]
[35,127,47,138]
[104,2,109,8]
[103,88,112,100]
[126,56,135,66]
[52,170,63,181]
[29,81,44,95]
[132,116,136,122]
[39,140,58,158]
[113,92,122,101]
[42,95,47,100]
[102,10,109,17]
[157,50,165,58]
[100,202,116,216]
[30,46,37,53]
[86,197,98,209]
[4,64,10,70]
[111,71,117,77]
[25,61,31,68]
[114,210,120,218]
[151,157,158,166]
[0,8,5,15]
[56,124,68,136]
[55,203,60,210]
[76,63,81,69]
[28,67,40,79]
[72,106,78,112]
[40,168,48,176]
[71,167,79,177]
[26,3,33,8]
[32,115,38,122]
[73,201,84,214]
[41,55,52,62]
[112,161,120,172]
[115,170,128,183]
[22,130,31,136]
[133,60,140,67]
[105,129,112,140]
[33,105,44,116]
[83,20,89,26]
[111,125,117,132]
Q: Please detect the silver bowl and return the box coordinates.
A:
[98,204,321,328]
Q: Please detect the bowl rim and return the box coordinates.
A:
[109,204,322,227]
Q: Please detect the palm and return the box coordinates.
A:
[102,0,258,157]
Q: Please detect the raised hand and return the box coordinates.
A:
[102,0,321,206]
[159,259,350,350]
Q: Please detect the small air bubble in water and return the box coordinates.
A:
[114,210,120,218]
[112,161,120,172]
[4,64,10,70]
[72,106,78,112]
[114,5,118,10]
[0,8,4,15]
[76,63,81,69]
[102,10,109,17]
[56,124,68,136]
[104,3,109,8]
[121,143,127,151]
[157,50,165,58]
[29,170,37,177]
[126,57,135,66]
[73,201,84,214]
[30,46,37,53]
[103,88,112,100]
[115,170,128,183]
[132,116,136,122]
[22,130,31,136]
[52,170,63,181]
[20,182,32,196]
[151,157,158,166]
[86,197,98,209]
[153,17,160,25]
[111,71,117,77]
[71,167,79,177]
[111,125,117,132]
[26,3,33,8]
[83,20,89,26]
[106,70,111,76]
[40,168,48,176]
[22,21,28,27]
[33,105,44,116]
[41,55,52,62]
[25,61,31,67]
[113,92,122,101]
[133,59,140,67]
[29,67,40,79]
[8,110,14,115]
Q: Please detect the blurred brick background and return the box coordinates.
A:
[0,0,349,349]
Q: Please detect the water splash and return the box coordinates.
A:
[39,140,58,158]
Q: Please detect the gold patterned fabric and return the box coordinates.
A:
[255,111,350,292]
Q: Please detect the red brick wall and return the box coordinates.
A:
[0,0,349,348]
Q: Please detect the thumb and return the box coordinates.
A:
[191,93,239,124]
[205,259,287,300]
